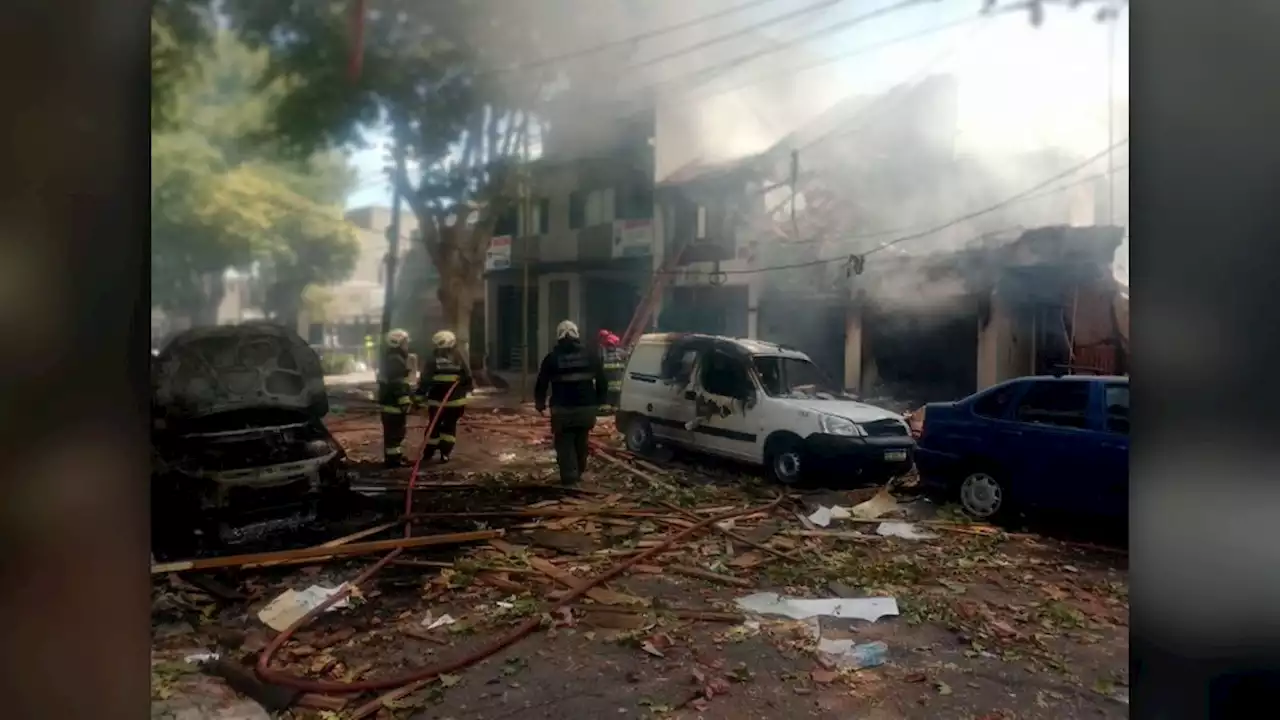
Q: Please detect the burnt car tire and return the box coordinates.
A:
[151,477,200,561]
[765,434,806,486]
[957,469,1014,523]
[624,416,656,455]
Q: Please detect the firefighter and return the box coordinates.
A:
[597,329,627,412]
[535,320,607,485]
[413,330,472,463]
[378,329,413,467]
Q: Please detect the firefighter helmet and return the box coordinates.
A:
[386,329,410,349]
[432,330,458,349]
[556,320,580,340]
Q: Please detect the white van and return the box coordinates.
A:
[615,333,915,485]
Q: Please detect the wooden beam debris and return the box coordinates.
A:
[151,530,502,575]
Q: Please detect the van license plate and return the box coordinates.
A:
[883,450,908,462]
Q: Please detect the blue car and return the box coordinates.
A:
[915,375,1128,522]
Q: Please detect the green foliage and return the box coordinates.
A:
[151,30,359,324]
[151,0,213,130]
[320,352,358,376]
[217,1,593,344]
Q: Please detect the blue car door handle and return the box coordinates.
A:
[1101,442,1125,449]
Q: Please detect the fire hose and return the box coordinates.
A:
[255,386,783,706]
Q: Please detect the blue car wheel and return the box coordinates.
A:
[959,471,1006,520]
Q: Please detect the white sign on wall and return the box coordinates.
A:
[484,235,513,271]
[612,219,653,259]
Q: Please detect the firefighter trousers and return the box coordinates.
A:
[381,410,407,464]
[424,404,465,459]
[550,406,597,484]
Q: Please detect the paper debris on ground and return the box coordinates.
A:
[257,585,352,632]
[816,638,889,670]
[735,593,899,623]
[850,489,899,520]
[425,614,456,630]
[806,505,852,528]
[875,522,939,540]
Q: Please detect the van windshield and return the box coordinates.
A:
[752,356,846,399]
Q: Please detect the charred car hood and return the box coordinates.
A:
[153,322,328,420]
[782,397,904,424]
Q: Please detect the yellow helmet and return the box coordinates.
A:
[385,329,410,349]
[432,330,458,349]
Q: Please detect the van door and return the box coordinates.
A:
[648,347,697,447]
[689,350,760,461]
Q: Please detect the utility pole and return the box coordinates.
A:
[518,124,532,403]
[381,139,405,341]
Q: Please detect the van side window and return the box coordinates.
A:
[700,351,751,398]
[625,345,663,376]
[674,350,698,384]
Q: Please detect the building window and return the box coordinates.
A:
[569,190,585,230]
[586,188,614,226]
[537,198,551,234]
[494,205,518,237]
[617,183,653,221]
[695,205,708,240]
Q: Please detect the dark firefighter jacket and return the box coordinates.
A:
[600,346,628,392]
[534,338,607,411]
[414,349,473,408]
[378,347,413,413]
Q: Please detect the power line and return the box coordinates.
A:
[628,0,934,96]
[486,0,794,76]
[695,12,981,104]
[781,160,1129,246]
[863,138,1129,257]
[627,0,858,73]
[659,139,1129,276]
[797,19,986,152]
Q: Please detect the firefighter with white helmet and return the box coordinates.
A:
[378,328,413,467]
[533,320,608,485]
[412,329,473,462]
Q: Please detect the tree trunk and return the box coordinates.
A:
[188,273,225,327]
[437,264,481,362]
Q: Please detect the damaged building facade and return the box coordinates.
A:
[845,225,1130,408]
[482,113,656,381]
[482,74,1129,400]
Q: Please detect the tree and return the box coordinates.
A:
[220,0,625,356]
[152,0,212,130]
[151,31,359,326]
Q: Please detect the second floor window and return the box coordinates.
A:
[570,188,615,229]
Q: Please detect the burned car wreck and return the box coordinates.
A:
[150,322,350,558]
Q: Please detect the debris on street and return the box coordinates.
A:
[151,396,1129,720]
[735,592,900,622]
[257,585,353,632]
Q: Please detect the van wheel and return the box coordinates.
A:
[958,470,1011,522]
[765,435,805,486]
[624,417,655,454]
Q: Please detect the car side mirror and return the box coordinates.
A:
[745,391,758,409]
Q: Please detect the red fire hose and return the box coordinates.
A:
[255,494,782,696]
[252,390,774,701]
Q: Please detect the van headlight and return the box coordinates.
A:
[819,414,866,437]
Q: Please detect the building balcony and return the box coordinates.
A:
[484,218,654,273]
